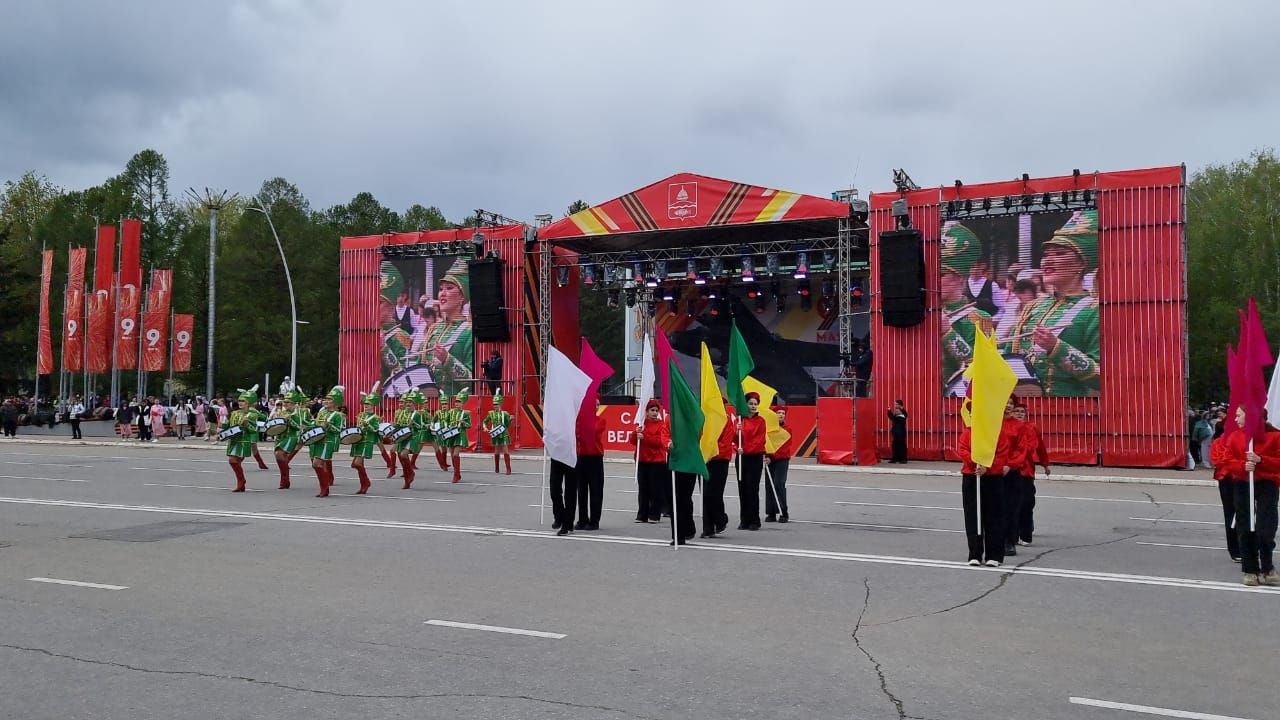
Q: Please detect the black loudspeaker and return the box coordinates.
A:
[468,258,509,341]
[878,229,926,328]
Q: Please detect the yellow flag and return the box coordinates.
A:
[961,328,1017,467]
[741,375,792,454]
[699,343,728,462]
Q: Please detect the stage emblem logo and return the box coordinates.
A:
[668,182,698,220]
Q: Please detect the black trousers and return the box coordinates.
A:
[2,420,15,437]
[961,473,1005,563]
[1018,475,1036,543]
[70,418,82,439]
[1218,481,1241,559]
[765,458,789,517]
[574,455,604,527]
[891,433,907,463]
[703,459,730,534]
[637,461,669,522]
[1002,470,1023,546]
[1233,479,1279,575]
[138,422,152,441]
[1190,440,1203,464]
[549,460,577,529]
[671,472,697,542]
[739,453,764,527]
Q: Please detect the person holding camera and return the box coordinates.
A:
[887,400,908,463]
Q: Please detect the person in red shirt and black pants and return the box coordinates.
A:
[738,392,766,531]
[956,399,1018,567]
[1009,404,1049,547]
[765,405,792,523]
[1224,406,1280,586]
[575,398,608,531]
[635,399,670,524]
[1208,422,1241,562]
[702,400,736,538]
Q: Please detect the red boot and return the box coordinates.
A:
[277,458,291,489]
[230,462,247,492]
[314,465,329,497]
[356,465,371,494]
[452,455,461,484]
[385,449,397,478]
[504,455,512,476]
[254,448,269,470]
[436,448,449,471]
[494,455,500,473]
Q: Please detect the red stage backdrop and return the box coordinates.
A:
[142,269,172,372]
[172,313,194,372]
[116,219,142,370]
[869,166,1186,468]
[86,225,116,374]
[37,249,54,375]
[62,247,87,373]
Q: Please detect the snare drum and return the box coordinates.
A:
[377,422,397,441]
[256,421,267,435]
[440,427,461,441]
[390,426,413,442]
[299,426,327,446]
[339,427,364,445]
[216,425,243,442]
[263,417,289,437]
[487,425,506,439]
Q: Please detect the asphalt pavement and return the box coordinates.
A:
[0,440,1275,720]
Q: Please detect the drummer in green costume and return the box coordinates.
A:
[349,384,383,495]
[309,385,346,497]
[939,222,995,395]
[430,393,450,471]
[225,385,267,493]
[482,390,513,476]
[271,386,309,490]
[1002,209,1101,397]
[418,258,474,397]
[442,388,472,483]
[393,389,426,489]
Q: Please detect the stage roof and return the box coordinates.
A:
[538,172,853,253]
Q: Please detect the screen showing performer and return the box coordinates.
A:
[940,207,1100,398]
[379,256,474,398]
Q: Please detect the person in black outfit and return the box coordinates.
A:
[851,341,873,398]
[1,399,18,438]
[482,351,504,395]
[888,400,908,463]
[548,459,577,536]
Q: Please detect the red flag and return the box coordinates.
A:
[141,269,172,372]
[115,220,142,370]
[37,250,53,375]
[655,329,676,413]
[62,247,87,372]
[86,226,116,373]
[1236,298,1274,443]
[94,225,115,292]
[576,337,615,441]
[172,314,194,372]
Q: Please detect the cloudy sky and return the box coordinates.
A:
[4,1,1279,222]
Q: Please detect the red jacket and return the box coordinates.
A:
[770,425,794,461]
[1003,418,1027,470]
[635,417,669,463]
[1210,435,1233,481]
[1018,421,1049,477]
[957,424,1014,476]
[713,409,738,461]
[1224,429,1280,482]
[740,415,767,455]
[577,412,607,457]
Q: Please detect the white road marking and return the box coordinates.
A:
[1068,696,1255,719]
[1136,542,1224,552]
[134,467,223,474]
[0,461,92,468]
[3,495,1277,596]
[788,518,961,533]
[1129,517,1218,525]
[424,619,565,639]
[28,577,128,590]
[143,483,455,502]
[436,480,539,489]
[145,483,267,493]
[795,482,1218,507]
[834,501,959,511]
[0,474,86,483]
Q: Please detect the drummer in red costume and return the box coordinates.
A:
[737,392,767,531]
[634,399,670,524]
[956,398,1019,566]
[1223,406,1280,586]
[701,399,736,538]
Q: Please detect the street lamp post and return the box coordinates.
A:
[247,197,299,386]
[187,188,236,402]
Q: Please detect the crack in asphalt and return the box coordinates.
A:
[850,578,908,720]
[0,643,655,717]
[1141,491,1161,508]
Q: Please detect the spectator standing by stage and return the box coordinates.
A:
[1,398,18,438]
[1192,412,1212,468]
[482,350,504,395]
[149,397,167,441]
[137,398,152,442]
[174,398,191,440]
[851,341,873,398]
[195,397,209,438]
[117,401,136,441]
[887,400,908,463]
[68,395,85,439]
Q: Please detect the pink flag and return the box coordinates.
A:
[1234,298,1274,443]
[576,337,615,443]
[655,329,676,413]
[1225,343,1240,440]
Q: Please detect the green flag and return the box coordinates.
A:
[667,359,709,477]
[726,319,755,416]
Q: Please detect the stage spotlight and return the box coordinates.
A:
[694,272,708,286]
[710,297,723,317]
[821,278,835,297]
[1061,191,1072,204]
[741,255,755,282]
[708,285,718,300]
[624,287,637,308]
[982,197,992,211]
[821,250,835,272]
[661,285,675,302]
[794,251,809,280]
[775,293,786,313]
[1083,189,1093,204]
[964,199,973,213]
[686,258,698,280]
[1041,192,1051,206]
[607,289,620,309]
[1003,196,1013,209]
[851,280,864,308]
[755,293,767,314]
[1021,194,1033,208]
[631,261,644,285]
[556,264,570,287]
[581,262,596,286]
[797,278,811,296]
[472,230,485,258]
[655,260,668,279]
[602,264,616,284]
[746,286,759,299]
[645,262,661,287]
[709,257,724,278]
[800,292,811,311]
[947,200,957,215]
[766,252,781,275]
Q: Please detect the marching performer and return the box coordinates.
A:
[1010,403,1049,547]
[701,398,736,538]
[765,405,793,523]
[634,399,670,523]
[413,393,435,473]
[349,385,384,495]
[737,392,766,531]
[482,390,513,475]
[393,389,426,490]
[224,385,267,492]
[574,397,607,531]
[432,394,451,471]
[445,389,472,483]
[309,385,346,497]
[1224,406,1280,587]
[271,387,309,489]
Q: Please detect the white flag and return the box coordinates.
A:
[634,333,654,428]
[1267,363,1280,428]
[544,346,591,467]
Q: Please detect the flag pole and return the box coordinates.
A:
[764,462,782,519]
[1248,438,1256,531]
[540,447,547,525]
[976,474,982,537]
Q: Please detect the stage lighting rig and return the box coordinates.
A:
[775,293,786,313]
[891,198,910,229]
[631,260,644,285]
[686,258,699,280]
[741,255,755,282]
[794,251,809,280]
[821,250,835,273]
[602,263,616,284]
[607,289,620,309]
[746,286,759,299]
[694,272,708,286]
[709,257,724,278]
[556,264,570,287]
[581,262,596,286]
[766,252,781,275]
[798,278,812,310]
[755,293,767,314]
[624,287,637,308]
[646,262,662,287]
[662,286,675,302]
[851,280,864,308]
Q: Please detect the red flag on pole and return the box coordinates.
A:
[86,225,116,374]
[63,247,87,373]
[142,269,173,372]
[172,314,194,372]
[37,249,54,375]
[576,337,615,441]
[1233,298,1274,443]
[116,219,143,370]
[654,328,676,413]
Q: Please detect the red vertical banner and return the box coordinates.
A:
[172,314,194,371]
[62,247,87,373]
[37,249,54,375]
[142,268,172,372]
[115,219,142,370]
[86,225,116,374]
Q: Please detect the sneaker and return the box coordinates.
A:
[1231,556,1242,563]
[1004,543,1017,557]
[1262,571,1280,586]
[985,559,1001,567]
[764,515,777,523]
[1017,539,1031,546]
[1243,574,1261,587]
[967,559,981,566]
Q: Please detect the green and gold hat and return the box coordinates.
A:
[380,261,404,302]
[361,382,381,406]
[326,385,345,406]
[440,257,469,302]
[237,384,260,404]
[1043,209,1098,271]
[285,386,307,404]
[454,388,469,405]
[940,221,982,276]
[492,389,503,406]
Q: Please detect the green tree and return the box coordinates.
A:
[1187,149,1280,403]
[323,191,400,237]
[566,199,589,216]
[123,149,183,267]
[400,203,452,231]
[0,172,62,389]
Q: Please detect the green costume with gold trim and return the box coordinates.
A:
[308,408,345,461]
[942,300,995,390]
[483,409,513,446]
[350,409,381,459]
[416,258,474,396]
[224,408,266,458]
[394,407,424,453]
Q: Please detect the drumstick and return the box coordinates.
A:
[1003,323,1072,342]
[943,302,978,320]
